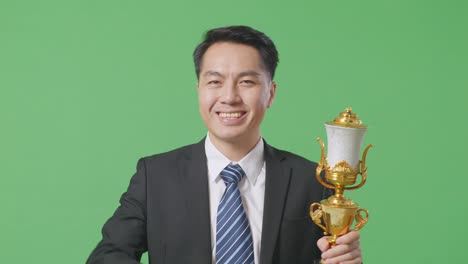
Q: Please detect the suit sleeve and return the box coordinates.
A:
[86,158,148,264]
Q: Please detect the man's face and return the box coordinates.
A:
[197,42,276,145]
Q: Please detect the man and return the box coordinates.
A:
[87,25,362,264]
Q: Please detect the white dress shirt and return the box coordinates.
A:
[205,134,266,264]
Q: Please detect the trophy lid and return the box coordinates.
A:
[326,107,367,129]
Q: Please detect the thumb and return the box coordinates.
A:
[317,236,331,252]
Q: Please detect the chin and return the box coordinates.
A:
[214,134,244,143]
[210,130,248,144]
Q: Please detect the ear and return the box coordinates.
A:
[266,81,277,108]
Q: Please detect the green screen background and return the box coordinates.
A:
[1,0,467,263]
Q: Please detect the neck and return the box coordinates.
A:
[209,133,261,162]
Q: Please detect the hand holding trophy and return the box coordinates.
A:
[310,107,372,263]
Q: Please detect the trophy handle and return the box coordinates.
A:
[345,144,373,190]
[352,208,369,231]
[316,138,335,190]
[310,202,328,235]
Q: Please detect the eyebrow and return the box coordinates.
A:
[237,70,261,78]
[202,70,261,78]
[203,70,224,78]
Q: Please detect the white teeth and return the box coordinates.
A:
[219,112,242,118]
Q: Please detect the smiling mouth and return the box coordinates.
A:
[217,112,246,119]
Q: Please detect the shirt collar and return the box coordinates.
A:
[205,133,265,186]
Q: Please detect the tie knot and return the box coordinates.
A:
[220,164,245,185]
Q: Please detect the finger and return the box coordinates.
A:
[323,247,361,264]
[339,258,363,264]
[336,231,360,245]
[321,240,360,259]
[317,236,331,252]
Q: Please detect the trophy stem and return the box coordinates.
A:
[327,235,338,247]
[327,185,351,206]
[335,185,344,197]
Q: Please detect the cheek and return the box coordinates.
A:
[198,91,217,112]
[247,96,269,114]
[258,89,271,108]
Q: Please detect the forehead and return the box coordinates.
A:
[200,42,266,76]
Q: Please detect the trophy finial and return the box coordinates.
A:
[328,107,367,128]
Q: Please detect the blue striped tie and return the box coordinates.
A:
[215,164,255,264]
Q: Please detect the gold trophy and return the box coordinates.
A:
[310,107,372,258]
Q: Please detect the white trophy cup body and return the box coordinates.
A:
[325,124,368,169]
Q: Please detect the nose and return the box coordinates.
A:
[220,81,241,104]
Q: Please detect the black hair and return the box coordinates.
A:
[193,25,279,80]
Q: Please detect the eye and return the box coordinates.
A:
[207,80,221,85]
[240,80,255,85]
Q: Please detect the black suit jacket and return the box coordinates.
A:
[87,139,331,264]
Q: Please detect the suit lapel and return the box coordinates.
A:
[178,139,212,262]
[260,142,292,264]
